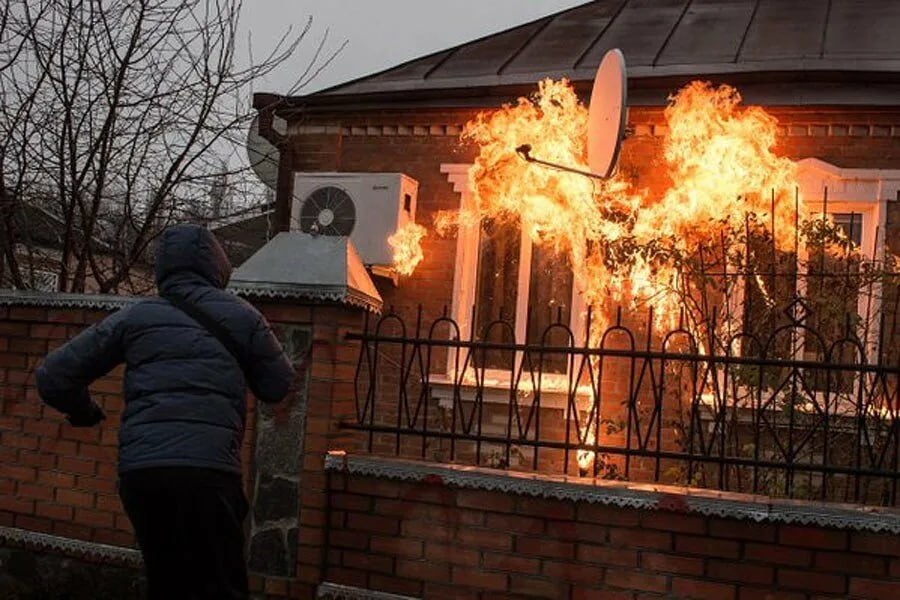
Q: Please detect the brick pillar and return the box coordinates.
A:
[246,301,366,598]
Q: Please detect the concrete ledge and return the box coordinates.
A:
[325,452,900,534]
[317,582,420,600]
[0,526,142,567]
[0,289,136,310]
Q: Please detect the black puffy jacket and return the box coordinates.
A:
[36,224,294,473]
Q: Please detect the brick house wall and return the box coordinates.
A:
[283,104,900,326]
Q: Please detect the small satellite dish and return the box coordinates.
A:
[587,49,627,178]
[246,115,279,190]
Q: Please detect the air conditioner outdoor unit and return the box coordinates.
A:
[291,172,418,267]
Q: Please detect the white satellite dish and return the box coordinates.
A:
[516,48,627,180]
[246,115,279,190]
[588,49,627,178]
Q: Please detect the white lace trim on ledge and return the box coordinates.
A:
[324,452,900,534]
[0,526,142,566]
[317,582,420,600]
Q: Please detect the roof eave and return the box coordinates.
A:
[259,68,900,115]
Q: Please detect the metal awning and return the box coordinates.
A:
[228,232,383,313]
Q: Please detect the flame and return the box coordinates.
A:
[389,222,427,276]
[438,78,810,473]
[451,78,802,334]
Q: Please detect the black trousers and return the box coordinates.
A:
[118,467,250,600]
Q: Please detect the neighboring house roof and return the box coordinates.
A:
[277,0,900,109]
[13,201,115,253]
[208,202,276,267]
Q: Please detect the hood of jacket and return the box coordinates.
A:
[155,224,232,292]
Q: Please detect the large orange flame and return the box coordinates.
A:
[440,78,809,475]
[450,79,802,334]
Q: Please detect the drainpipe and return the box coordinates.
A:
[253,93,293,233]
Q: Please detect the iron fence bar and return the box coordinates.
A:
[346,332,900,375]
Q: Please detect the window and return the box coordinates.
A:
[30,269,59,292]
[741,160,893,356]
[471,217,575,373]
[443,164,583,381]
[732,159,897,406]
[741,209,876,357]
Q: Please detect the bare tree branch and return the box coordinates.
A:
[0,0,342,293]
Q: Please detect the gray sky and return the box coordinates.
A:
[241,1,587,95]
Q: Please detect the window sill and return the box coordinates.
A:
[427,374,592,410]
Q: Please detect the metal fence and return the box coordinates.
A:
[346,294,900,506]
[345,193,900,505]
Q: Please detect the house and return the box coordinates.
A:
[233,0,900,500]
[242,0,899,335]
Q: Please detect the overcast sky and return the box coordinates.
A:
[240,0,587,95]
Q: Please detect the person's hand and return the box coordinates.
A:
[66,401,106,427]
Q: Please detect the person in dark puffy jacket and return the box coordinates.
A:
[36,224,294,600]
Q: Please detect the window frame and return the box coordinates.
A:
[720,159,896,417]
[769,159,891,363]
[441,164,585,387]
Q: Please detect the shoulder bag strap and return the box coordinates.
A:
[163,293,251,376]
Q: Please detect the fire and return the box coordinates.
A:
[388,222,427,276]
[454,78,802,333]
[439,78,810,475]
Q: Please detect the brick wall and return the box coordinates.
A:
[2,293,900,600]
[0,304,138,548]
[323,463,900,600]
[0,297,368,599]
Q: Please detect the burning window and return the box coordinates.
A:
[472,217,574,373]
[738,198,885,400]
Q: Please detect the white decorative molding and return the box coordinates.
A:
[317,582,420,600]
[796,157,900,203]
[325,452,900,534]
[0,526,142,566]
[0,289,136,310]
[439,163,471,195]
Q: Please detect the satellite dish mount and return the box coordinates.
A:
[516,49,628,180]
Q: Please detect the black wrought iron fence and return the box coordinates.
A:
[346,299,900,507]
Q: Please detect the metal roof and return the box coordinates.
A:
[294,0,900,108]
[229,233,383,313]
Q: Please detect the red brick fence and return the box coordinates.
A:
[322,454,900,600]
[1,291,898,599]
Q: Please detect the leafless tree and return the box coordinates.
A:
[0,0,342,293]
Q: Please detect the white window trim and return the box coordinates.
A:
[716,159,899,418]
[791,158,894,362]
[440,164,586,406]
